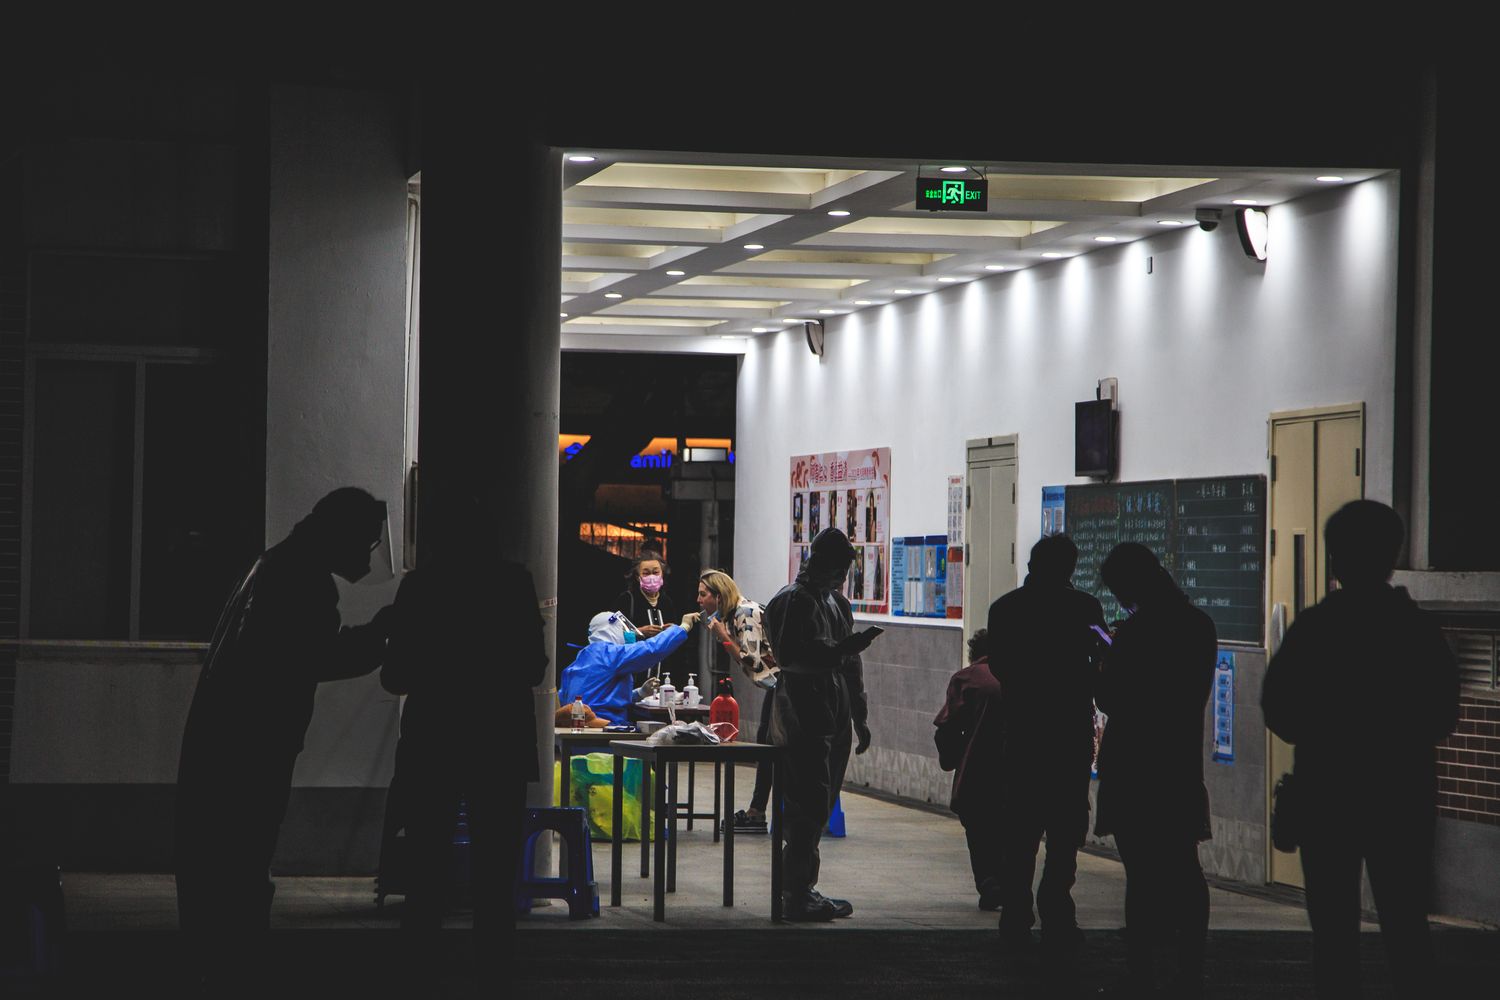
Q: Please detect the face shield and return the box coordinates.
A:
[359,506,395,585]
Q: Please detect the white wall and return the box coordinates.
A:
[736,176,1400,610]
[267,86,411,788]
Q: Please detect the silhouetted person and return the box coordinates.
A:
[933,628,1005,910]
[1093,542,1217,999]
[764,527,875,921]
[175,487,394,994]
[1262,501,1458,999]
[380,504,548,987]
[984,534,1107,951]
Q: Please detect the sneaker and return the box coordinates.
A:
[722,808,768,834]
[809,888,853,917]
[978,884,1003,911]
[782,892,839,922]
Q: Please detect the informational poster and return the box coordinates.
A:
[895,534,947,618]
[889,538,907,615]
[789,447,891,613]
[947,476,965,620]
[1212,650,1235,764]
[1042,486,1066,537]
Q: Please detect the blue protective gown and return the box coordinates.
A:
[558,625,690,724]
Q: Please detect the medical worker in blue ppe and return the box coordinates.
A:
[559,609,699,724]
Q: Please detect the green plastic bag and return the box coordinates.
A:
[552,752,647,842]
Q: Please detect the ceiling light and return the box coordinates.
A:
[743,244,764,251]
[985,264,1006,271]
[604,292,623,299]
[1236,207,1269,261]
[1042,252,1065,258]
[751,327,768,333]
[1094,236,1118,243]
[567,154,596,163]
[818,308,837,314]
[1316,176,1344,182]
[560,312,569,318]
[893,288,913,294]
[1233,199,1259,206]
[854,300,872,305]
[666,269,686,276]
[827,210,851,217]
[720,335,748,340]
[941,166,966,173]
[938,277,959,283]
[1158,220,1188,226]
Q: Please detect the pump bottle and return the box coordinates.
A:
[683,674,700,707]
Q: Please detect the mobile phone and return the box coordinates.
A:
[1090,624,1113,646]
[860,625,885,640]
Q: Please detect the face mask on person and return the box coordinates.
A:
[639,573,664,595]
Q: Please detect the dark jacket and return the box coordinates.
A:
[933,656,1002,815]
[763,578,869,727]
[1262,584,1458,820]
[615,586,678,633]
[178,529,390,793]
[382,561,549,780]
[1093,593,1218,840]
[986,575,1107,776]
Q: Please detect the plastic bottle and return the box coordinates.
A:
[570,697,586,733]
[657,674,676,707]
[709,680,739,737]
[683,674,700,707]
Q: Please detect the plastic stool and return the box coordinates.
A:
[514,806,599,918]
[825,795,846,838]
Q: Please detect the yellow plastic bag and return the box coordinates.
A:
[552,752,647,842]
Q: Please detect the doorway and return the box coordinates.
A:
[1266,404,1364,888]
[964,435,1018,653]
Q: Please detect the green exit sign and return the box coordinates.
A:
[917,177,988,211]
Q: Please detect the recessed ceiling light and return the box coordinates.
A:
[560,312,569,318]
[567,154,596,163]
[827,209,851,217]
[818,309,837,314]
[1233,199,1259,206]
[1316,176,1344,183]
[941,166,966,173]
[1158,220,1188,226]
[1042,252,1065,258]
[854,300,872,305]
[751,327,768,333]
[743,244,764,251]
[1095,236,1118,243]
[720,335,748,340]
[666,269,686,276]
[604,292,623,299]
[984,264,1006,271]
[893,288,913,294]
[938,276,959,282]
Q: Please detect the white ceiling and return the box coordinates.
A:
[559,151,1382,354]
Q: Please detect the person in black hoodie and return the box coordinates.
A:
[1262,500,1458,999]
[764,527,877,922]
[985,534,1107,952]
[1093,542,1217,1000]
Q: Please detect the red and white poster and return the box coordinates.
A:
[789,447,891,613]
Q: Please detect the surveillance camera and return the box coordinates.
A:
[1195,208,1222,232]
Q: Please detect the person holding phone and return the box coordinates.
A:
[764,527,879,921]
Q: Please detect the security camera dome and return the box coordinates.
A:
[1195,207,1222,232]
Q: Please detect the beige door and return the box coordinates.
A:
[965,436,1018,656]
[1267,404,1364,888]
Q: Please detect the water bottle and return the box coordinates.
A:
[570,697,586,733]
[683,673,700,707]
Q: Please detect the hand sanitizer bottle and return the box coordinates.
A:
[658,674,676,707]
[683,674,700,707]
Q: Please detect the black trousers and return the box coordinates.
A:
[1112,830,1209,987]
[772,671,851,897]
[749,687,775,813]
[996,765,1093,934]
[958,806,1003,897]
[1301,821,1436,999]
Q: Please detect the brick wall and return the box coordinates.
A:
[1436,697,1500,825]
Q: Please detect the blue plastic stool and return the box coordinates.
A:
[826,795,846,838]
[514,806,599,918]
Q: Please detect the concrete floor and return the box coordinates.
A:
[64,763,1337,935]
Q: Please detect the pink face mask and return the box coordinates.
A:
[639,572,665,595]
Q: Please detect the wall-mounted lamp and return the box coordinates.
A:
[1236,208,1269,261]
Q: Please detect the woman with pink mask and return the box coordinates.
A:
[616,549,684,682]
